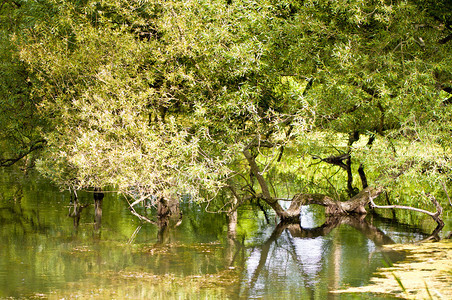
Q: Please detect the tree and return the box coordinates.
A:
[3,0,451,225]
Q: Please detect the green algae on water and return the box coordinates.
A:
[333,240,452,299]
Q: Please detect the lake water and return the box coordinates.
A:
[0,168,449,299]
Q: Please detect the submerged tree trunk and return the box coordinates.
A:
[244,215,397,297]
[93,188,104,232]
[157,197,182,244]
[68,199,89,229]
[287,186,384,216]
[157,197,182,227]
[225,210,238,267]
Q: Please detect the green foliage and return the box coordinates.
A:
[0,2,44,166]
[1,0,451,212]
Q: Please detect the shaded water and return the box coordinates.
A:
[0,169,447,299]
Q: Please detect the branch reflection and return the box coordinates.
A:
[241,214,440,298]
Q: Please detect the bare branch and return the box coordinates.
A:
[128,205,157,225]
[369,194,444,227]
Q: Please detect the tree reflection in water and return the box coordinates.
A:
[234,211,439,299]
[64,197,440,299]
[1,169,447,299]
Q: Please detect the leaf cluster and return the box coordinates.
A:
[1,0,451,209]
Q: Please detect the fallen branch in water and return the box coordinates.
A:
[369,193,444,227]
[288,186,385,217]
[128,205,157,225]
[125,196,157,225]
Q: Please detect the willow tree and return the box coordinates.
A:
[8,0,303,221]
[268,0,452,223]
[9,0,236,224]
[5,0,452,224]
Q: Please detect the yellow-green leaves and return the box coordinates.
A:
[3,0,451,213]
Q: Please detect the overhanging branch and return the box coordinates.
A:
[0,139,46,167]
[369,194,444,227]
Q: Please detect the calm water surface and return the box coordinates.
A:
[0,169,448,299]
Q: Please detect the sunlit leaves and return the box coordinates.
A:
[2,0,451,211]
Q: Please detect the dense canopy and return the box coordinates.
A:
[1,0,451,221]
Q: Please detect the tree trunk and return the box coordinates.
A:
[242,143,443,226]
[225,210,238,266]
[290,186,385,216]
[157,197,182,228]
[93,189,104,232]
[156,197,182,243]
[243,148,294,220]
